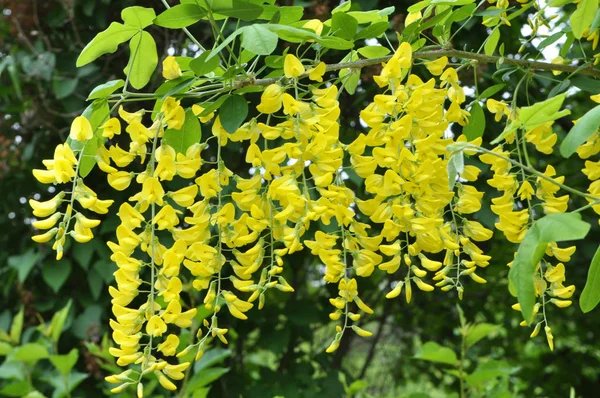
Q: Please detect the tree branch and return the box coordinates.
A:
[108,48,600,102]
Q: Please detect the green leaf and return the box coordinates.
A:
[266,24,353,49]
[198,94,231,117]
[72,242,94,270]
[477,83,506,100]
[42,260,72,293]
[0,342,12,356]
[161,76,197,100]
[451,4,477,22]
[219,95,248,134]
[190,51,221,76]
[580,244,600,313]
[355,21,390,40]
[466,323,499,348]
[78,100,111,177]
[52,77,79,100]
[572,76,600,92]
[332,12,358,41]
[570,0,598,39]
[9,307,23,344]
[447,151,464,190]
[73,305,102,340]
[463,102,485,141]
[348,8,394,24]
[154,4,207,29]
[491,94,569,145]
[343,70,360,95]
[484,28,500,56]
[124,31,157,90]
[357,46,391,58]
[519,93,570,129]
[49,349,78,376]
[414,342,457,365]
[212,0,264,21]
[8,248,41,283]
[333,1,351,13]
[509,213,590,323]
[241,25,278,56]
[87,270,104,301]
[194,348,232,372]
[164,109,201,154]
[76,22,138,67]
[560,105,600,158]
[259,6,303,24]
[121,6,156,29]
[87,79,125,100]
[49,300,72,343]
[12,343,49,364]
[187,367,230,390]
[0,380,31,397]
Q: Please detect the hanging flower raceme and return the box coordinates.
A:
[29,8,600,390]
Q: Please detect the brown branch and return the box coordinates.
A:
[241,48,600,88]
[108,48,600,102]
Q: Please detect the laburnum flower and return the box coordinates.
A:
[424,56,448,76]
[33,144,77,184]
[284,54,305,78]
[130,176,165,207]
[405,11,422,25]
[256,84,285,114]
[302,19,323,35]
[373,41,412,87]
[157,334,180,356]
[69,116,93,142]
[146,315,167,337]
[308,62,326,82]
[162,56,182,80]
[192,104,215,123]
[101,118,121,139]
[161,97,185,130]
[486,98,510,121]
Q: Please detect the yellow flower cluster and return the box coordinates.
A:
[31,117,113,260]
[482,97,576,350]
[30,34,594,392]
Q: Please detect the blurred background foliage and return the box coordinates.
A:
[1,0,600,397]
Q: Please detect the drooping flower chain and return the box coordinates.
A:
[30,41,586,393]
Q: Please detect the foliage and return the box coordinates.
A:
[3,0,600,397]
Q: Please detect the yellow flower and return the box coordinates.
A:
[308,62,326,82]
[486,98,510,122]
[302,19,323,35]
[405,11,422,26]
[256,84,284,114]
[153,205,180,230]
[550,56,564,76]
[146,315,167,337]
[69,116,93,142]
[424,56,448,76]
[162,56,182,80]
[169,185,198,207]
[108,171,134,191]
[157,334,180,356]
[161,97,185,130]
[29,192,64,218]
[284,54,305,79]
[101,118,121,139]
[192,104,215,123]
[351,325,373,337]
[545,326,554,351]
